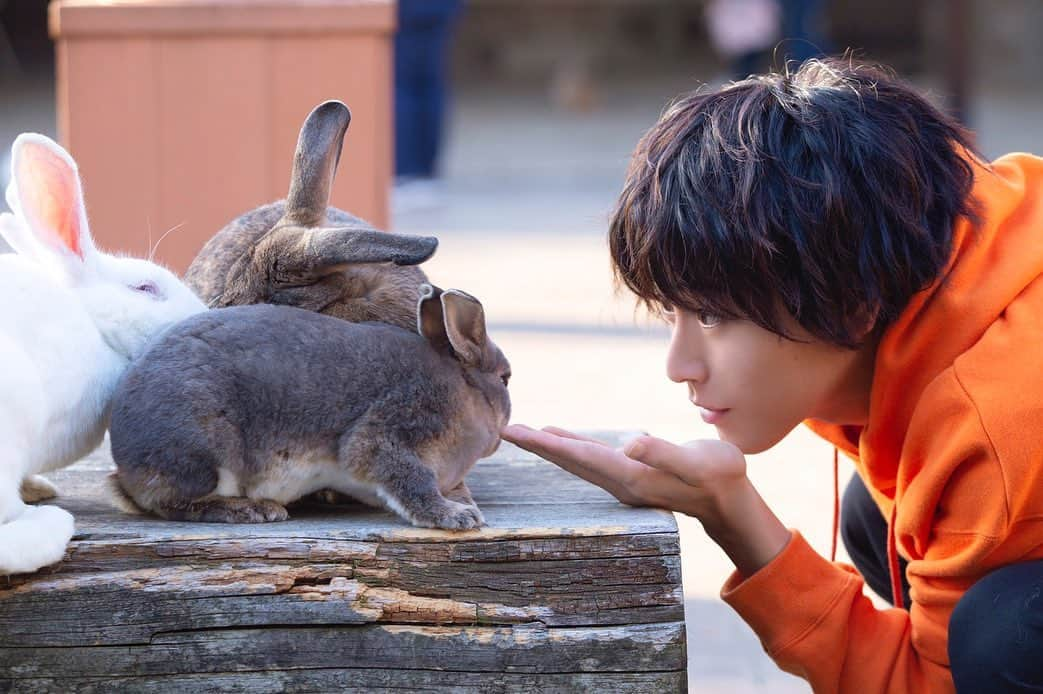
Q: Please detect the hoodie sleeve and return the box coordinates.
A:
[720,363,1036,693]
[725,155,1043,693]
[720,531,955,693]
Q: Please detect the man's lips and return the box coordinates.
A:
[693,401,730,424]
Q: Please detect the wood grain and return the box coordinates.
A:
[0,437,686,691]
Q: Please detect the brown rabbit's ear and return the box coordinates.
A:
[440,289,488,367]
[261,227,438,285]
[417,284,451,351]
[284,100,351,227]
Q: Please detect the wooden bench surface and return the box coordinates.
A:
[1,434,686,692]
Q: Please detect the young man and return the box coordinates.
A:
[503,59,1043,693]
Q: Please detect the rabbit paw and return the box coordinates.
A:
[0,504,75,575]
[239,499,290,523]
[184,497,289,523]
[415,500,486,530]
[20,475,59,502]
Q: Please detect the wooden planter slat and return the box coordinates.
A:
[50,0,394,274]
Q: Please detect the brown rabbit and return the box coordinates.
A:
[185,100,438,331]
[108,285,510,529]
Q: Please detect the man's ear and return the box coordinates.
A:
[848,302,882,343]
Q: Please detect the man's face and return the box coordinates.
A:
[665,306,874,454]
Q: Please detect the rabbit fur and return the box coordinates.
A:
[109,284,511,529]
[0,134,207,575]
[185,100,439,332]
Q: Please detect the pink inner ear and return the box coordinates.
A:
[17,143,83,260]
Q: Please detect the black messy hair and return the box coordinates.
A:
[609,58,980,348]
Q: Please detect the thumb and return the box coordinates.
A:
[623,435,693,478]
[627,436,740,486]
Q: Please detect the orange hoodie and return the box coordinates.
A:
[720,152,1043,693]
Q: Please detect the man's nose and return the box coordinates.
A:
[665,319,708,384]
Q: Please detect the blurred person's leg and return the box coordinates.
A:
[734,50,765,81]
[394,0,462,183]
[413,22,447,180]
[394,23,427,180]
[777,0,829,66]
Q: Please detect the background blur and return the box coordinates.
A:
[3,1,1043,691]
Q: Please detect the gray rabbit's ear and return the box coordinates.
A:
[440,289,488,367]
[284,100,352,227]
[417,284,451,351]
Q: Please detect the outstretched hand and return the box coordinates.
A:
[500,423,791,576]
[500,424,747,520]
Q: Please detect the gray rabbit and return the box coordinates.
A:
[185,100,437,331]
[108,285,510,529]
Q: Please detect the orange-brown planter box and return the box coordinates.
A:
[49,0,394,273]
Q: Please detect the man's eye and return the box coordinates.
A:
[696,310,722,328]
[501,373,511,387]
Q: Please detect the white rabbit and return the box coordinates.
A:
[0,134,207,575]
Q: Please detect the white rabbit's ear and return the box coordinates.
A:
[7,134,97,281]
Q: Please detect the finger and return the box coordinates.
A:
[503,424,606,448]
[503,425,586,462]
[624,435,703,482]
[528,431,641,480]
[541,426,606,445]
[503,424,584,454]
[502,427,648,504]
[501,423,539,444]
[542,454,641,504]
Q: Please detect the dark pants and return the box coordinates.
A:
[394,0,462,179]
[778,0,830,65]
[841,474,1043,692]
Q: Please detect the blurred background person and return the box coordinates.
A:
[705,0,782,80]
[393,0,464,212]
[706,0,831,79]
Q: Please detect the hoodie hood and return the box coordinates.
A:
[808,152,1043,511]
[722,151,1043,691]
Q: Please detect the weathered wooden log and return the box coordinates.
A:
[5,671,684,694]
[1,436,686,692]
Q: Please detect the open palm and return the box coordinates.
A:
[501,424,748,518]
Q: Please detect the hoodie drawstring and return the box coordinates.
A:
[831,446,905,609]
[831,447,839,563]
[887,503,905,609]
